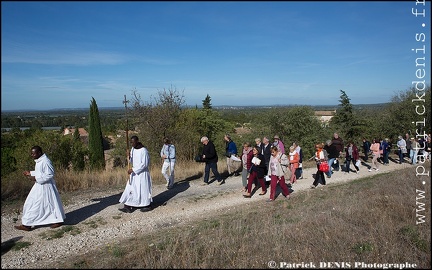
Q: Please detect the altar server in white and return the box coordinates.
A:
[119,136,153,213]
[15,146,66,231]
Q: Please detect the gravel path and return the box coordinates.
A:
[1,159,411,269]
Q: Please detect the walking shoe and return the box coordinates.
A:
[14,224,32,231]
[50,223,63,229]
[368,169,372,172]
[376,168,379,171]
[201,182,209,186]
[310,185,316,189]
[140,205,153,212]
[118,206,134,213]
[356,171,359,174]
[217,180,225,185]
[266,199,274,202]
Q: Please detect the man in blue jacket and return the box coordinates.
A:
[224,133,239,176]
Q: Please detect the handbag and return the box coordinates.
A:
[355,160,361,167]
[194,154,204,162]
[281,164,290,179]
[319,161,329,172]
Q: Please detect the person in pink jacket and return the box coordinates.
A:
[369,138,380,172]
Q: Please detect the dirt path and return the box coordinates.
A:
[1,158,413,269]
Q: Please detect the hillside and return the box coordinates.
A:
[1,157,428,269]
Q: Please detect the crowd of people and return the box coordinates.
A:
[196,132,431,195]
[14,132,431,231]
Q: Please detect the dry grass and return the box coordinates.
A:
[57,159,207,190]
[1,159,207,202]
[53,165,431,269]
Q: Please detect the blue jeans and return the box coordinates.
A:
[204,162,221,183]
[326,158,336,177]
[410,149,418,164]
[383,151,389,164]
[398,149,404,164]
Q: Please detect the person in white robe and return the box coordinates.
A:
[14,146,66,231]
[119,136,153,213]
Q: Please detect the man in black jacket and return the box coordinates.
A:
[200,136,223,185]
[362,138,371,162]
[324,139,339,177]
[331,133,344,171]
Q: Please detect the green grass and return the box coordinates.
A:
[38,225,81,240]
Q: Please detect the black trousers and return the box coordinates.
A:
[312,167,326,186]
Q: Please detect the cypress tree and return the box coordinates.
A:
[88,97,105,170]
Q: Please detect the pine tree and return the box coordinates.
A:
[88,97,105,170]
[202,94,212,110]
[331,90,361,141]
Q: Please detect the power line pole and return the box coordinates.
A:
[123,95,130,169]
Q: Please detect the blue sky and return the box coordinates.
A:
[1,1,431,111]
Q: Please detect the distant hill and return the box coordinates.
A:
[1,103,390,114]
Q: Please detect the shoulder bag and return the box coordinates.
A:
[319,161,329,172]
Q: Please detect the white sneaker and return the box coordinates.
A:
[376,168,379,171]
[368,169,371,172]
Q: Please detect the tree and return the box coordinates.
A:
[88,97,105,170]
[330,90,362,142]
[129,86,186,157]
[255,106,325,158]
[71,126,86,171]
[198,94,228,142]
[202,94,212,110]
[380,86,431,141]
[73,127,80,141]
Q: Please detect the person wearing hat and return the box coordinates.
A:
[273,135,285,154]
